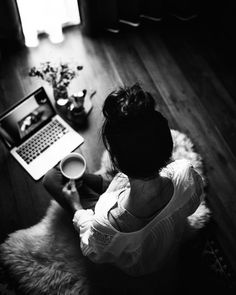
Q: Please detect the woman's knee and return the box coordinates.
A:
[43,166,73,213]
[43,166,66,196]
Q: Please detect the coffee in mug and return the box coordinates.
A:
[60,152,86,180]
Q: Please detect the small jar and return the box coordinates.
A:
[66,90,87,126]
[55,98,70,115]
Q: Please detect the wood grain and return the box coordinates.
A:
[0,24,235,275]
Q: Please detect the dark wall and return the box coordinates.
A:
[78,0,235,37]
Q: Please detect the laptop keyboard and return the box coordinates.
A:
[16,119,69,164]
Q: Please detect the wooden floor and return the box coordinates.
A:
[0,18,236,285]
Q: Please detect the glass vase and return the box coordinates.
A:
[53,86,70,115]
[53,86,68,101]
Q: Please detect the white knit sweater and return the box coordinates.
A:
[73,159,204,276]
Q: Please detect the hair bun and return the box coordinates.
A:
[103,84,155,122]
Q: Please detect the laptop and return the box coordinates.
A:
[0,87,84,180]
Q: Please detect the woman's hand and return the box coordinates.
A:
[62,182,83,212]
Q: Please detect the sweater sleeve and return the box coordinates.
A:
[73,209,95,256]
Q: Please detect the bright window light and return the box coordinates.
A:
[17,0,81,47]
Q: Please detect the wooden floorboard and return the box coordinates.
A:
[160,27,236,156]
[100,32,176,127]
[133,27,236,268]
[0,24,236,281]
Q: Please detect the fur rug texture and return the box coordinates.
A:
[0,129,211,295]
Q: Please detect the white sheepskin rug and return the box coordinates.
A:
[0,129,211,295]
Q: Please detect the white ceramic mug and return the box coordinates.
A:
[60,152,86,190]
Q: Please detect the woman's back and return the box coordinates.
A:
[107,175,174,233]
[74,159,204,276]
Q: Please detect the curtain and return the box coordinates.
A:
[0,0,25,47]
[16,0,80,47]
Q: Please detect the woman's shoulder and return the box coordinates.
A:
[161,159,192,178]
[162,159,204,197]
[105,172,130,193]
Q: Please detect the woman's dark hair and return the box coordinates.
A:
[102,84,173,178]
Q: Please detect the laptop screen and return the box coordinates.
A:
[0,87,55,148]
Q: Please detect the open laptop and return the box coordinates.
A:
[0,87,84,180]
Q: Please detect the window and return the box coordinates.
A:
[17,0,80,47]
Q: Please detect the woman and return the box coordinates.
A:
[43,83,204,278]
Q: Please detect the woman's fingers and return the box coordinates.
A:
[62,182,80,198]
[62,182,72,194]
[70,180,77,192]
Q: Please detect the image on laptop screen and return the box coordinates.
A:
[0,88,54,148]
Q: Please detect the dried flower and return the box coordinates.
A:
[29,61,83,90]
